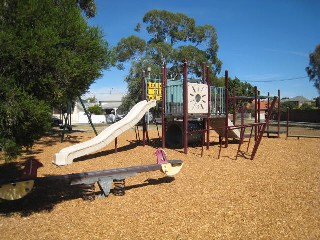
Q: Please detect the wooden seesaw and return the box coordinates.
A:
[0,149,183,201]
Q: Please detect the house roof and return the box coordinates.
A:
[101,102,121,109]
[99,93,125,102]
[282,96,310,102]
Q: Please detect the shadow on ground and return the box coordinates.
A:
[0,175,175,217]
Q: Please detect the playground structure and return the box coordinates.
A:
[0,149,183,201]
[54,60,280,165]
[143,62,279,160]
[53,59,280,165]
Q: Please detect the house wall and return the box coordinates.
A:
[78,112,106,124]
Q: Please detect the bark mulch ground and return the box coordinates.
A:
[0,127,319,239]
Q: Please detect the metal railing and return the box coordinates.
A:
[210,86,225,115]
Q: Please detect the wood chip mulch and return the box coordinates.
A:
[0,127,319,240]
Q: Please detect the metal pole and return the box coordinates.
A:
[225,70,229,148]
[115,137,118,153]
[142,71,146,146]
[267,92,270,137]
[161,63,167,149]
[183,61,188,154]
[206,65,210,150]
[286,107,289,139]
[278,89,281,138]
[233,88,236,125]
[79,97,98,136]
[142,70,146,101]
[258,90,261,123]
[202,62,206,84]
[254,86,257,141]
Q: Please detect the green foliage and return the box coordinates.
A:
[306,44,320,94]
[116,36,147,63]
[280,101,297,111]
[0,78,51,161]
[0,0,111,108]
[87,104,104,115]
[228,77,255,97]
[300,103,313,110]
[0,139,21,162]
[77,0,97,18]
[113,10,222,111]
[86,96,97,103]
[0,0,111,160]
[225,77,255,113]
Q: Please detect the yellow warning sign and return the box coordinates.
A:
[147,82,162,101]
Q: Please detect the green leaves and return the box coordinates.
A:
[0,78,51,160]
[113,9,223,112]
[0,0,111,160]
[115,9,222,74]
[87,105,104,115]
[1,0,110,107]
[115,36,147,63]
[306,44,320,94]
[143,10,196,45]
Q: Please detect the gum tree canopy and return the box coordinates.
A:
[0,0,111,160]
[114,10,222,110]
[306,44,320,94]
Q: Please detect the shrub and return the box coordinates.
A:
[88,104,104,115]
[0,81,51,161]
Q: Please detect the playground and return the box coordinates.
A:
[0,125,319,239]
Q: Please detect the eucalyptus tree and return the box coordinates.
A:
[306,44,320,94]
[114,10,222,110]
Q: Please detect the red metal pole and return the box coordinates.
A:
[278,89,280,138]
[286,107,289,139]
[225,70,229,148]
[206,65,210,150]
[142,70,146,146]
[162,63,167,149]
[202,62,206,84]
[183,61,188,154]
[142,70,146,100]
[258,90,261,123]
[267,92,270,137]
[115,137,118,153]
[254,86,258,141]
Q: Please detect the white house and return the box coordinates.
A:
[99,92,125,115]
[53,92,126,124]
[99,92,125,123]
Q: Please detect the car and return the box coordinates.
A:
[52,117,63,127]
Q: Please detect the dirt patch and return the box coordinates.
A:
[1,127,319,239]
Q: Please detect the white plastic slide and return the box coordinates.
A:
[210,117,241,139]
[54,100,157,166]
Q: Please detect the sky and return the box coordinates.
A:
[85,0,320,100]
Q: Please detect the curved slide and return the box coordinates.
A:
[54,100,157,166]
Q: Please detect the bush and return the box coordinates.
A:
[87,104,104,115]
[300,103,313,110]
[0,139,21,162]
[0,80,51,161]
